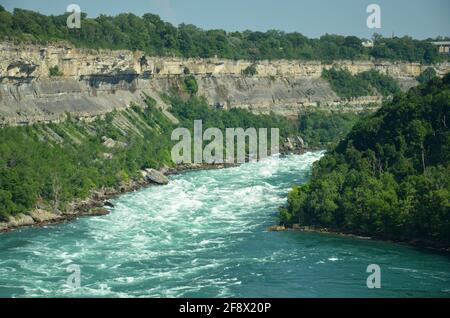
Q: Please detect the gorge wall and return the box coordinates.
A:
[1,42,450,125]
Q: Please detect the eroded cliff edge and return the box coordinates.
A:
[1,42,449,125]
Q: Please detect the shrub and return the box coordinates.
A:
[49,65,63,77]
[416,67,437,85]
[183,75,198,96]
[241,64,258,77]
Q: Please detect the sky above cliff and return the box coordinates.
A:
[1,0,449,39]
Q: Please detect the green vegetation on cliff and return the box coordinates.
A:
[48,65,63,77]
[0,87,295,221]
[416,67,437,85]
[297,111,366,148]
[0,105,173,221]
[281,75,450,244]
[170,97,295,138]
[241,64,258,77]
[183,75,199,96]
[322,67,401,99]
[0,6,446,63]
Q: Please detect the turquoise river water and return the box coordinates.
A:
[0,152,449,297]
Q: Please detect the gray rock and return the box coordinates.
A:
[267,225,286,232]
[159,165,170,175]
[143,169,169,185]
[104,201,115,208]
[0,222,9,231]
[102,137,126,149]
[283,137,294,150]
[296,136,306,148]
[9,213,35,227]
[30,209,61,223]
[102,152,113,160]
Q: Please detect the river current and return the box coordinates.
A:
[0,152,449,297]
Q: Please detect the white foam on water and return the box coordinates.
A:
[3,151,449,297]
[0,152,329,297]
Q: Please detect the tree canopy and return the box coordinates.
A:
[0,83,295,221]
[0,8,446,63]
[322,67,401,99]
[297,111,367,148]
[281,74,450,244]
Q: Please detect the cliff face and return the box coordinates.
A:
[1,42,449,124]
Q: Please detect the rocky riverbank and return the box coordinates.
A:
[0,136,305,234]
[0,162,242,233]
[267,224,450,254]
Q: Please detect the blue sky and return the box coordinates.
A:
[1,0,449,39]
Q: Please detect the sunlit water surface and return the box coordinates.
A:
[0,152,449,297]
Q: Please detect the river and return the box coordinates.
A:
[0,152,449,297]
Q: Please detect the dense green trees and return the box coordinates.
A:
[281,74,450,244]
[297,111,366,148]
[169,94,296,138]
[417,67,437,85]
[322,67,374,99]
[183,75,199,96]
[370,35,444,64]
[322,67,401,99]
[241,64,258,77]
[0,105,174,221]
[357,69,401,97]
[0,8,446,63]
[0,90,296,221]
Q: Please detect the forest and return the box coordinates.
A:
[0,6,447,63]
[322,68,401,99]
[297,111,367,148]
[280,74,450,244]
[0,78,296,221]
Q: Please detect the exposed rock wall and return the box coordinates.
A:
[1,42,449,124]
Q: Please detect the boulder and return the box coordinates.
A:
[87,208,110,216]
[301,226,313,232]
[0,222,9,231]
[102,152,113,160]
[292,224,302,230]
[283,137,294,151]
[9,213,35,227]
[267,225,286,232]
[143,168,169,185]
[30,209,61,223]
[104,201,115,208]
[102,137,127,149]
[159,165,170,175]
[295,136,306,148]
